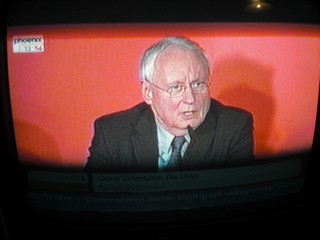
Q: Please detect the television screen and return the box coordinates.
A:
[1,0,320,239]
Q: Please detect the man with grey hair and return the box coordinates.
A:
[84,37,254,172]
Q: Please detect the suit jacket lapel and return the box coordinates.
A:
[131,107,159,171]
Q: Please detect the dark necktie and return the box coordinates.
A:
[166,136,186,171]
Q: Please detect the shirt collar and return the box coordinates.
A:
[155,121,190,154]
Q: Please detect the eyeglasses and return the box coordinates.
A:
[146,80,211,98]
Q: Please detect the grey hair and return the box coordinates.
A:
[139,36,211,82]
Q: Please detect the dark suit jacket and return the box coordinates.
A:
[84,99,254,172]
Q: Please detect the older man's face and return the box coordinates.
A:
[143,47,211,136]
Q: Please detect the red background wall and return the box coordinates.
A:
[7,24,320,167]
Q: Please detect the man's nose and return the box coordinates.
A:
[182,85,195,104]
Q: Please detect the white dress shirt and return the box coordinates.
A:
[156,122,190,171]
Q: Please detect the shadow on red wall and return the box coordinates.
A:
[214,56,276,157]
[13,120,62,166]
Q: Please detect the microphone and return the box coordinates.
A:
[187,125,203,160]
[187,125,195,140]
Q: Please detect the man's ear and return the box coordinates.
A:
[142,81,153,105]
